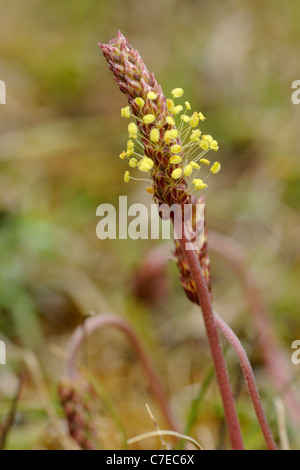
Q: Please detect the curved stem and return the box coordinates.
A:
[210,230,300,426]
[179,224,244,450]
[65,313,178,433]
[128,430,203,450]
[214,312,277,450]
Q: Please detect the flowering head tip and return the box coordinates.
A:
[99,33,221,205]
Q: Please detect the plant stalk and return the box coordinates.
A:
[210,230,300,426]
[66,313,178,433]
[179,223,244,450]
[215,312,277,450]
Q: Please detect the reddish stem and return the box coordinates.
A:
[179,225,244,450]
[65,313,178,433]
[214,312,277,450]
[210,231,300,426]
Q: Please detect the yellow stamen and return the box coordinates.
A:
[143,114,156,124]
[190,112,199,128]
[190,129,201,142]
[139,157,154,172]
[164,129,178,144]
[150,128,160,143]
[135,97,145,108]
[166,99,175,113]
[121,106,131,118]
[128,122,138,139]
[199,140,209,151]
[171,88,184,98]
[202,135,213,143]
[193,178,208,190]
[147,91,157,100]
[146,186,155,194]
[170,144,182,154]
[166,116,175,126]
[170,155,182,164]
[129,157,138,168]
[210,161,221,174]
[126,139,134,156]
[184,164,193,176]
[172,168,183,180]
[210,140,219,151]
[173,105,183,115]
[181,115,190,123]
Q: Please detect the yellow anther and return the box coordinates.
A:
[173,105,183,115]
[198,112,206,121]
[171,168,183,180]
[166,99,175,113]
[119,151,126,160]
[202,135,213,143]
[190,161,200,169]
[171,88,184,98]
[170,144,182,154]
[190,129,201,142]
[129,157,138,168]
[185,101,191,110]
[150,128,160,143]
[199,140,210,151]
[121,106,131,118]
[166,116,175,126]
[190,112,199,128]
[210,140,219,151]
[193,179,208,190]
[181,115,190,123]
[170,155,182,164]
[164,129,178,144]
[147,91,157,100]
[184,164,193,176]
[124,171,130,183]
[128,122,138,139]
[139,157,154,172]
[143,114,156,124]
[126,139,134,156]
[210,161,221,174]
[200,158,210,165]
[135,97,145,108]
[146,186,155,194]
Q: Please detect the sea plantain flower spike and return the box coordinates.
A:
[98,31,190,207]
[99,31,221,208]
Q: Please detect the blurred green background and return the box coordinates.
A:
[0,0,300,450]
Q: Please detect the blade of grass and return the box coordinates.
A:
[177,366,215,450]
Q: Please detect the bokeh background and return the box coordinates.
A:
[0,0,300,450]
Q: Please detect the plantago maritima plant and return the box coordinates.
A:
[98,31,277,450]
[59,378,99,450]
